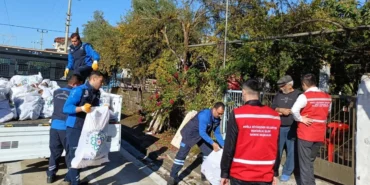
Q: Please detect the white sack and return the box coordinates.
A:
[171,110,198,148]
[0,100,14,123]
[10,85,39,100]
[201,149,223,185]
[40,96,54,118]
[71,106,110,169]
[10,72,43,87]
[0,78,11,101]
[14,94,43,120]
[10,104,17,119]
[99,89,111,107]
[40,87,53,99]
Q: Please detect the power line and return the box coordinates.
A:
[0,23,65,33]
[3,0,13,34]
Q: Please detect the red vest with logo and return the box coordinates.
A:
[231,105,281,182]
[297,91,331,142]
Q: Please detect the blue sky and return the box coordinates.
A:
[0,0,131,49]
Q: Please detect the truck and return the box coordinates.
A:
[0,45,122,162]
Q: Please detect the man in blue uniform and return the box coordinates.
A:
[62,33,100,81]
[61,71,104,185]
[46,75,83,184]
[168,102,225,185]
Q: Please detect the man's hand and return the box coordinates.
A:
[273,177,278,185]
[92,61,98,71]
[81,103,92,113]
[221,178,229,185]
[212,143,220,152]
[301,115,313,126]
[64,68,69,78]
[277,108,291,116]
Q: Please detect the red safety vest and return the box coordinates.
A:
[230,105,281,182]
[297,91,331,142]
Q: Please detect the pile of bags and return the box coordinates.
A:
[0,78,14,123]
[0,73,60,123]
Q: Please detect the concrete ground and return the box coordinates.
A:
[1,149,165,185]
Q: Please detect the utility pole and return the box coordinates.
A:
[223,0,229,69]
[37,29,48,50]
[64,0,72,53]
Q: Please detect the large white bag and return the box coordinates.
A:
[0,78,11,101]
[171,110,198,148]
[99,89,111,107]
[71,106,111,169]
[201,149,223,185]
[10,85,39,101]
[14,94,43,120]
[40,96,54,118]
[10,72,43,87]
[0,100,14,123]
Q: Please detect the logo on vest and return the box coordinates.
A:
[83,90,89,97]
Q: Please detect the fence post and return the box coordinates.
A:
[356,74,370,185]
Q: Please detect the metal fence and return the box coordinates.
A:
[0,57,66,80]
[221,90,356,185]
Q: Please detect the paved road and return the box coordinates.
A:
[1,151,165,185]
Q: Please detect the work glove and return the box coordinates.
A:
[92,61,98,71]
[64,68,69,78]
[81,103,92,113]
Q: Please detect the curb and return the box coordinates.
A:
[120,140,168,185]
[121,140,201,185]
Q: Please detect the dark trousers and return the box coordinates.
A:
[230,177,272,185]
[47,129,68,177]
[297,139,323,185]
[73,65,92,81]
[65,127,82,185]
[274,126,296,176]
[170,140,212,178]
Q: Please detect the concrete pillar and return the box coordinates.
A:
[356,74,370,185]
[319,62,330,93]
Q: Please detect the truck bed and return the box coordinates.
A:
[0,119,50,127]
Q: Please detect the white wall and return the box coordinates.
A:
[53,41,71,53]
[356,74,370,185]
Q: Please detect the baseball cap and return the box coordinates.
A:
[277,75,293,86]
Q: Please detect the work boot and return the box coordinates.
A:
[47,175,56,184]
[167,177,176,185]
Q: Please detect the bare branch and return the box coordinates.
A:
[161,26,182,62]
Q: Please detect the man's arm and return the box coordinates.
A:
[214,125,224,147]
[85,44,101,61]
[63,88,83,114]
[67,53,74,70]
[220,111,238,179]
[198,111,214,145]
[291,94,307,122]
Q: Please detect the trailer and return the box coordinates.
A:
[0,45,122,162]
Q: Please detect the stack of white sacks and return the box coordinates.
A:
[0,72,60,123]
[0,72,117,124]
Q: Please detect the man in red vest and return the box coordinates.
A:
[291,73,331,185]
[221,79,280,185]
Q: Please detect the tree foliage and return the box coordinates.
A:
[82,0,370,130]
